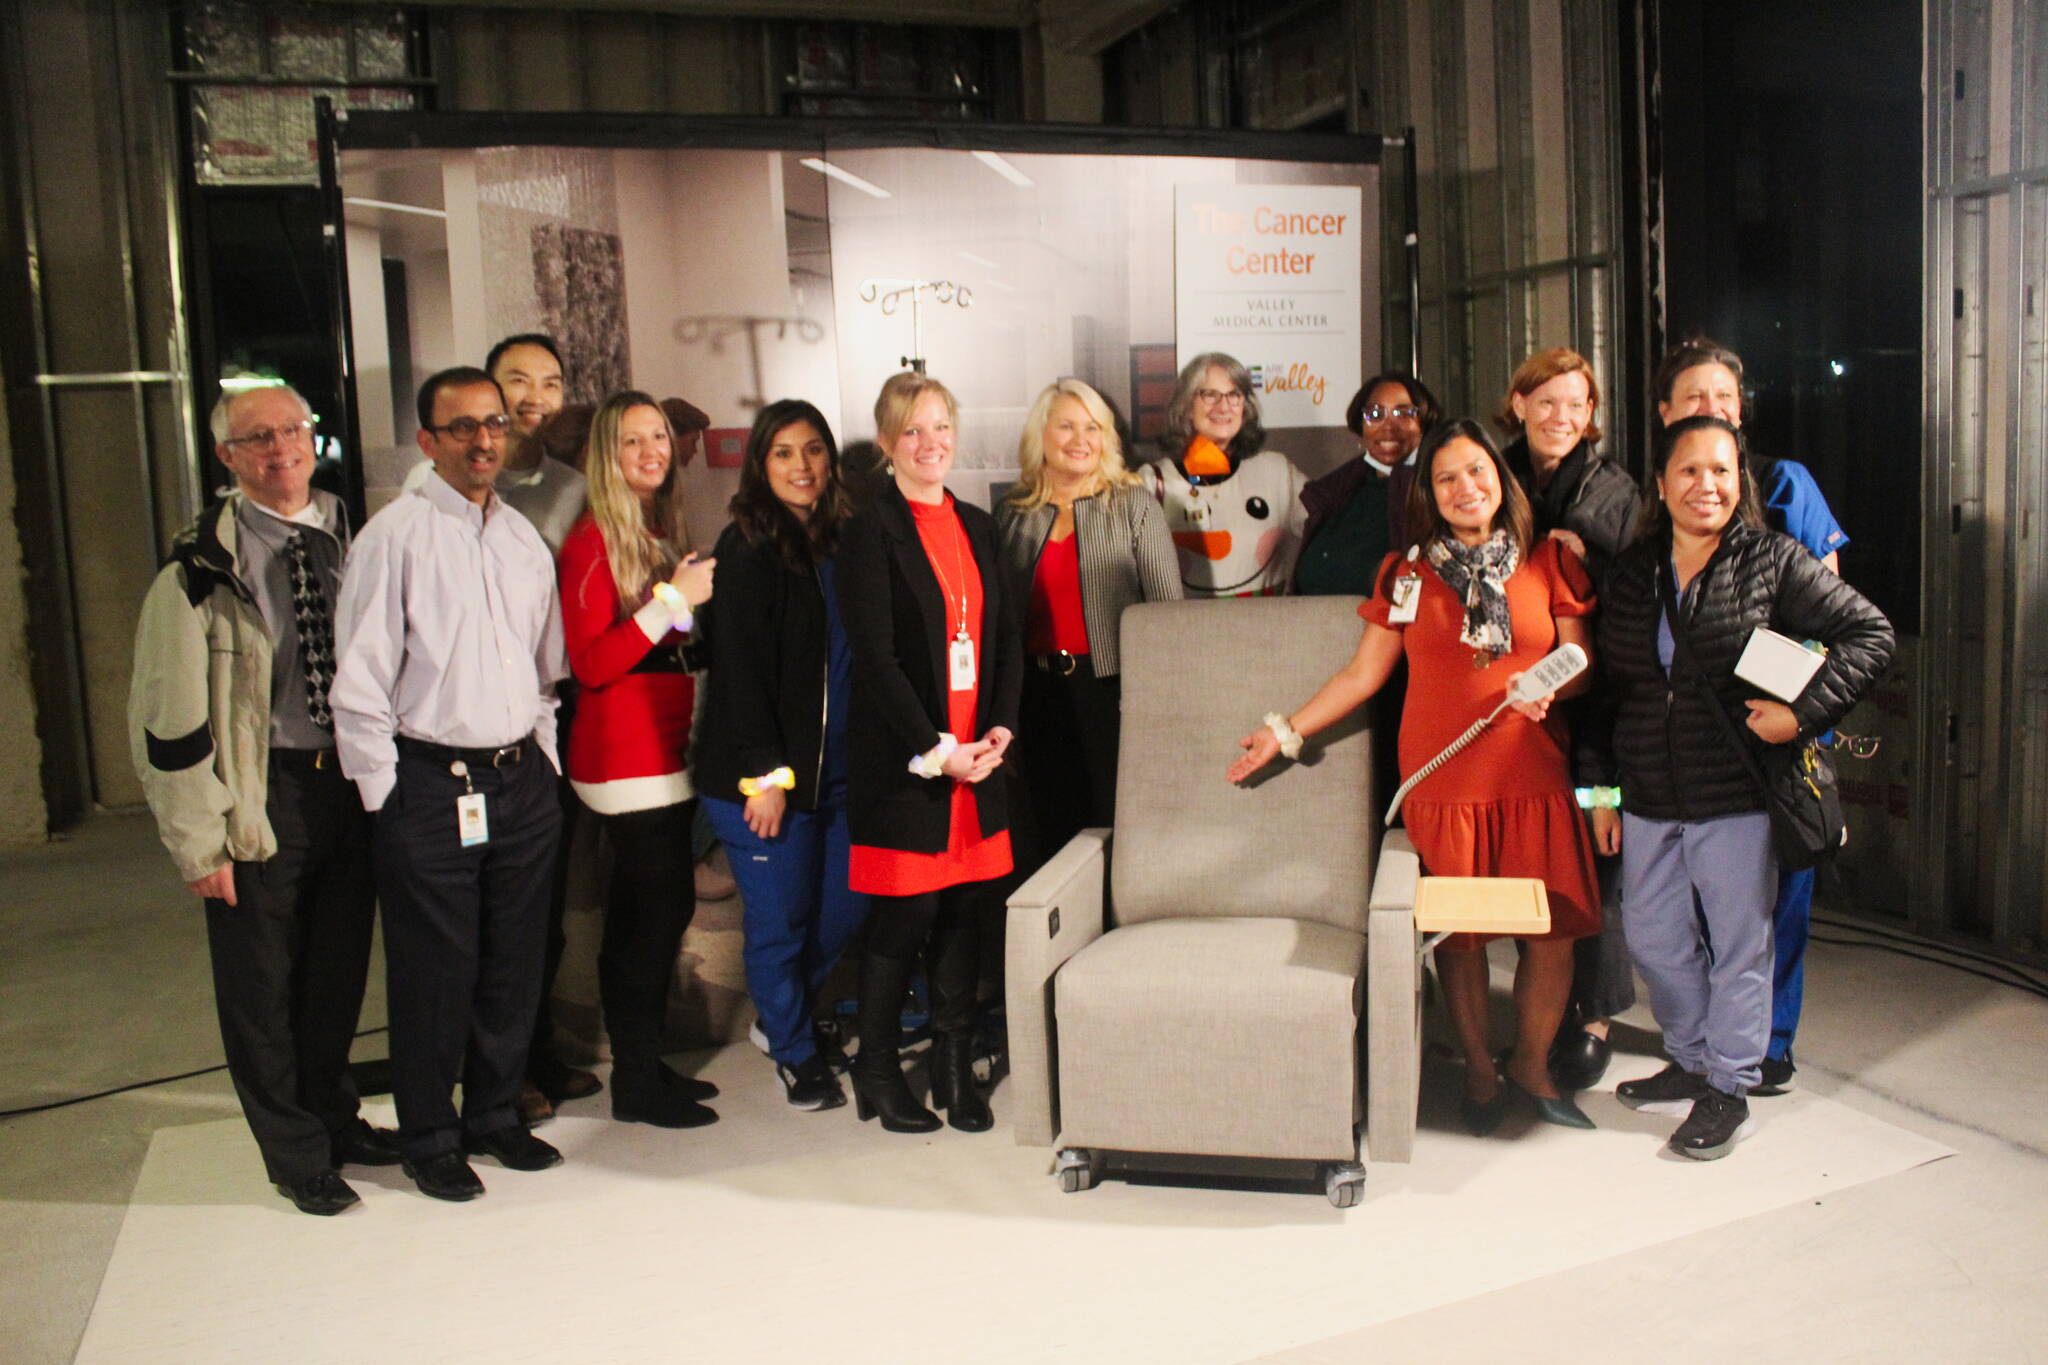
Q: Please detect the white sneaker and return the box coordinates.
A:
[747,1019,770,1055]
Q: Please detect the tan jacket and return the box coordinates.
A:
[128,492,343,882]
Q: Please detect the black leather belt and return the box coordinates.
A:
[1029,651,1087,676]
[396,734,531,767]
[272,747,340,771]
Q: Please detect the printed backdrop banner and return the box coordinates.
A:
[1174,184,1364,429]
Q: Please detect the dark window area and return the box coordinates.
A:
[182,189,348,497]
[774,22,1022,121]
[1659,0,1922,629]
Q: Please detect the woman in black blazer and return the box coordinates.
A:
[837,372,1022,1134]
[696,400,862,1114]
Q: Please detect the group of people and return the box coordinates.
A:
[130,326,1890,1221]
[1230,340,1893,1162]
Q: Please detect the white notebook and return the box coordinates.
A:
[1735,627,1826,702]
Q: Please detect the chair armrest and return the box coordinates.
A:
[1004,827,1110,1147]
[1369,827,1419,913]
[1365,827,1421,1163]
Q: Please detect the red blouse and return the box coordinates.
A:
[1026,531,1091,656]
[849,495,1013,896]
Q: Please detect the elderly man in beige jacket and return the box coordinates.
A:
[129,381,397,1217]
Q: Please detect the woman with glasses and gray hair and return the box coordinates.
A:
[1140,352,1308,598]
[997,378,1182,874]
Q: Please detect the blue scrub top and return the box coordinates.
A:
[1759,459,1848,560]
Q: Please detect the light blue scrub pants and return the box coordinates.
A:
[1621,810,1777,1097]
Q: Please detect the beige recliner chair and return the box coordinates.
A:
[1005,597,1424,1207]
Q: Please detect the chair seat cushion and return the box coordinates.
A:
[1053,917,1366,1160]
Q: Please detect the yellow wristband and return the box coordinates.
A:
[738,766,796,798]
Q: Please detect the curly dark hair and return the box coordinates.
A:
[1344,370,1442,439]
[729,399,852,572]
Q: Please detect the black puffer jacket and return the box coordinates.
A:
[1504,437,1641,580]
[1586,520,1894,821]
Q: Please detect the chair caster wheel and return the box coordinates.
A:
[1324,1161,1366,1208]
[1055,1147,1100,1193]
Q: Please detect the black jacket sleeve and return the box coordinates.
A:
[837,509,946,758]
[1770,544,1896,736]
[709,530,794,784]
[978,510,1024,737]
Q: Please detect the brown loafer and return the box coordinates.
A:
[516,1081,554,1128]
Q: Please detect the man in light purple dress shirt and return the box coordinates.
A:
[332,366,570,1202]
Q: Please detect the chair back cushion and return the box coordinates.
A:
[1112,597,1378,933]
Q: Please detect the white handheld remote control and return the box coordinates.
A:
[1506,643,1589,706]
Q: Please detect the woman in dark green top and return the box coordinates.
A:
[1293,371,1440,596]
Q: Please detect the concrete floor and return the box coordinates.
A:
[4,811,2046,1364]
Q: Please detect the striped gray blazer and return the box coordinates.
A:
[995,482,1183,678]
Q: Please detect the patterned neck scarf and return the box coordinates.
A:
[1427,530,1519,657]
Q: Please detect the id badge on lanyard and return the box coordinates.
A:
[1387,545,1423,625]
[1388,575,1422,624]
[949,625,976,692]
[451,761,489,847]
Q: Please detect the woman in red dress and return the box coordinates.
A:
[558,391,720,1129]
[837,372,1021,1134]
[1229,418,1602,1134]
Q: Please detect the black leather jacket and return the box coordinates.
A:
[1585,520,1894,821]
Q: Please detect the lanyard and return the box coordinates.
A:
[926,516,973,643]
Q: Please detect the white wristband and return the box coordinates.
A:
[1263,711,1304,760]
[909,732,959,778]
[649,581,694,636]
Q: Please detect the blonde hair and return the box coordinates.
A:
[579,391,692,618]
[873,371,959,451]
[1006,379,1139,511]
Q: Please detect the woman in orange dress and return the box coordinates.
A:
[1229,418,1601,1134]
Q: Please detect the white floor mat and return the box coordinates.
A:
[76,1048,1952,1364]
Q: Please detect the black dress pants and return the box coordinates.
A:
[1016,659,1121,871]
[204,749,376,1185]
[373,744,560,1160]
[594,799,698,1067]
[528,687,577,1089]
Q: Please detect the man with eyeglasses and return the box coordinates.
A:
[130,382,397,1216]
[401,334,584,556]
[331,366,570,1201]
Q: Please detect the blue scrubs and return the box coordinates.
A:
[703,557,866,1066]
[1756,457,1847,1063]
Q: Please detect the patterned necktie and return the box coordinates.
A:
[283,529,335,731]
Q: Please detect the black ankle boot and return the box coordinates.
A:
[933,1031,992,1132]
[851,954,940,1134]
[611,1059,718,1129]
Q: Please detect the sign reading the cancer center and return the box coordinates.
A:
[1174,184,1363,428]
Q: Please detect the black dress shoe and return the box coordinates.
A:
[331,1119,403,1168]
[657,1060,719,1101]
[1460,1088,1510,1137]
[1550,1028,1613,1092]
[275,1169,361,1216]
[464,1126,564,1171]
[1503,1075,1596,1129]
[402,1151,485,1202]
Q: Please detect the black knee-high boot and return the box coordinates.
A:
[926,898,992,1133]
[850,952,940,1133]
